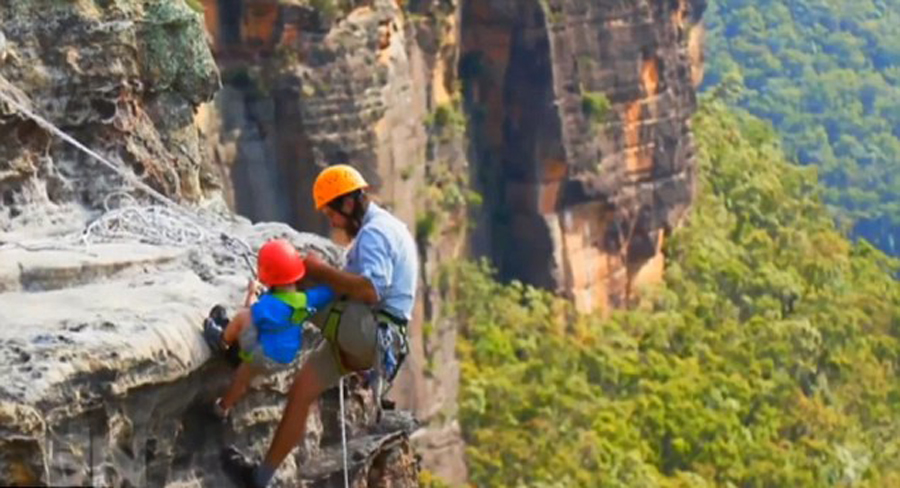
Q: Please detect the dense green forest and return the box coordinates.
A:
[702,0,900,254]
[447,98,900,486]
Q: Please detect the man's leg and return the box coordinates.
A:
[262,357,329,467]
[225,302,376,487]
[233,340,339,487]
[261,303,376,474]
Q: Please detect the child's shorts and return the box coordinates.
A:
[237,323,295,373]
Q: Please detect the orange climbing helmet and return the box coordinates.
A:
[257,239,306,286]
[312,164,369,210]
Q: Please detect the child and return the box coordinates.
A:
[203,238,335,419]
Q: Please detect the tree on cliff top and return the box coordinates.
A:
[451,98,900,487]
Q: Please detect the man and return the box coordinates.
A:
[223,164,419,488]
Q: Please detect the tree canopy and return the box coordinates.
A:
[450,98,900,486]
[702,0,900,254]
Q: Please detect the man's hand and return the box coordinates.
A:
[303,252,329,279]
[303,252,378,304]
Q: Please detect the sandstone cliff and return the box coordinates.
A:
[0,1,420,486]
[462,0,706,312]
[198,0,706,312]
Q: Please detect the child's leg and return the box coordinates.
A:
[220,361,263,411]
[223,308,252,345]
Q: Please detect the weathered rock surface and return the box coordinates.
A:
[0,1,421,486]
[0,221,420,487]
[0,0,221,230]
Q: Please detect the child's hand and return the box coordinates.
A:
[244,278,262,306]
[247,278,261,296]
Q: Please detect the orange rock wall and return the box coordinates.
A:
[463,0,705,313]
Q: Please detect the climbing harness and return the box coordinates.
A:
[330,309,408,487]
[322,300,409,422]
[322,301,352,375]
[372,310,410,402]
[322,304,408,378]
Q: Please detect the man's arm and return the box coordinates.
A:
[304,254,379,305]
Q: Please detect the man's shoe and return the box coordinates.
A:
[221,445,258,488]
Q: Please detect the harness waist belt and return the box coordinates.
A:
[376,309,408,327]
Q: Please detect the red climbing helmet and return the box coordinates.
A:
[257,239,306,286]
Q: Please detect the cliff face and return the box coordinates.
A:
[463,0,706,312]
[0,0,705,485]
[0,1,420,486]
[0,0,220,231]
[199,0,707,311]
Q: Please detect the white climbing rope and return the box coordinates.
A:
[82,192,207,247]
[0,84,181,209]
[338,375,350,488]
[0,81,257,277]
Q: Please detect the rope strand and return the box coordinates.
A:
[0,80,257,278]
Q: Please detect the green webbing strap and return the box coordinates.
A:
[375,311,407,329]
[271,291,310,324]
[323,300,352,375]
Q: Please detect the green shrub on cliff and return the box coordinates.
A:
[582,90,612,126]
[452,98,900,486]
